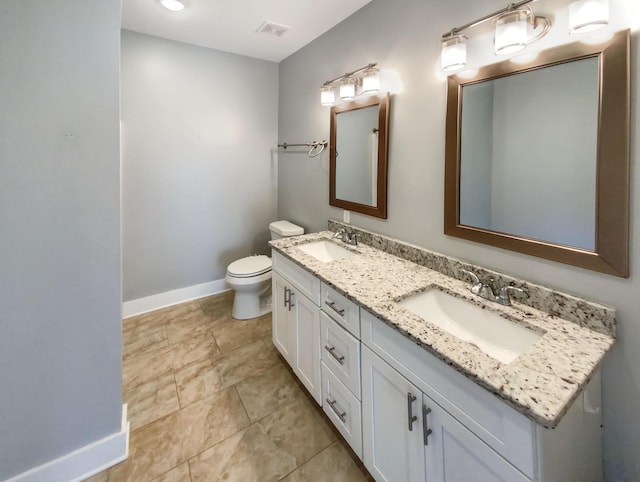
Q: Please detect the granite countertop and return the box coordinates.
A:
[270,231,615,428]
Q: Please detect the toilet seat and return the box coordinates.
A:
[227,255,272,278]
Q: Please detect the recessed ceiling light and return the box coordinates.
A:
[159,0,185,12]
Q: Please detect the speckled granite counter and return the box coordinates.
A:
[270,229,615,429]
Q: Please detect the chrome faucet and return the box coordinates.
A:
[460,269,527,307]
[333,228,359,246]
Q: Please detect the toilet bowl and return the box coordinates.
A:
[226,220,304,320]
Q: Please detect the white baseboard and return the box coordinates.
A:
[7,404,129,482]
[123,279,230,318]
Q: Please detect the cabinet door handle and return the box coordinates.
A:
[288,291,295,311]
[284,287,290,307]
[422,404,433,445]
[326,398,347,423]
[325,300,345,316]
[407,392,418,431]
[324,345,345,365]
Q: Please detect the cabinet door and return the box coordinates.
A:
[362,346,426,482]
[272,273,295,365]
[292,288,322,404]
[424,394,530,482]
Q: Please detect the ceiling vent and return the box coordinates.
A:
[256,20,292,38]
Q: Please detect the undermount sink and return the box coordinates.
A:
[297,240,357,263]
[398,287,542,364]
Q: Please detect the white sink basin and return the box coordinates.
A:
[398,288,542,364]
[297,240,357,263]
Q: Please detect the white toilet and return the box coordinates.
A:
[226,220,304,320]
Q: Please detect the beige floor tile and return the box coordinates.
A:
[235,363,306,422]
[212,312,272,353]
[198,291,234,318]
[175,340,280,406]
[122,324,168,360]
[281,441,370,482]
[151,462,191,481]
[123,334,219,393]
[108,387,250,482]
[165,310,219,345]
[257,397,337,467]
[126,373,180,430]
[188,424,297,482]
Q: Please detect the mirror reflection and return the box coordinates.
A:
[330,93,390,219]
[335,104,380,206]
[459,57,599,251]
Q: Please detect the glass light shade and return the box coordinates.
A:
[495,10,528,55]
[320,85,335,106]
[339,77,356,100]
[569,0,609,33]
[441,35,467,72]
[160,0,185,11]
[362,68,380,94]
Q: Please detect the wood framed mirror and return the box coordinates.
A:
[330,93,390,219]
[444,29,630,277]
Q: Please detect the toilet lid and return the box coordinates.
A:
[227,255,272,278]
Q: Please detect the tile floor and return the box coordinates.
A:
[85,291,372,482]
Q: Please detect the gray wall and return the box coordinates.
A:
[0,0,123,479]
[121,31,279,301]
[278,0,640,479]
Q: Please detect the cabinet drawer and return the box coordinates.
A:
[320,312,361,399]
[321,362,363,460]
[321,282,360,338]
[361,309,536,479]
[272,251,320,306]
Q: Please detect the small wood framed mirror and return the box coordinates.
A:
[444,30,630,277]
[330,93,390,219]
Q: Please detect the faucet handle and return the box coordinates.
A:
[460,269,480,284]
[348,233,360,245]
[460,269,483,295]
[497,285,527,306]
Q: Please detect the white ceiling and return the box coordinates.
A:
[121,0,372,62]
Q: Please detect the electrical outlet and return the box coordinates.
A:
[343,210,351,224]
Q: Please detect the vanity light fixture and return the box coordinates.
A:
[339,76,356,101]
[159,0,185,12]
[441,0,551,71]
[319,62,379,106]
[441,35,468,72]
[362,66,381,94]
[569,0,609,33]
[320,85,335,106]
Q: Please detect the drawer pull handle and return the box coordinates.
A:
[422,404,433,445]
[288,291,295,311]
[407,392,418,431]
[325,300,345,316]
[284,287,290,308]
[324,345,345,365]
[326,398,347,423]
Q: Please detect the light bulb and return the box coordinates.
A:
[320,85,335,106]
[569,0,609,33]
[339,77,356,101]
[362,67,380,94]
[441,35,467,72]
[495,10,528,55]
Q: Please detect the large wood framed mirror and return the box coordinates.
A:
[445,30,630,277]
[330,93,390,219]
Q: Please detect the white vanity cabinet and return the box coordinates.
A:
[361,309,603,482]
[271,248,603,482]
[272,252,322,404]
[362,345,529,482]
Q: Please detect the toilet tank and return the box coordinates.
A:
[269,220,304,240]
